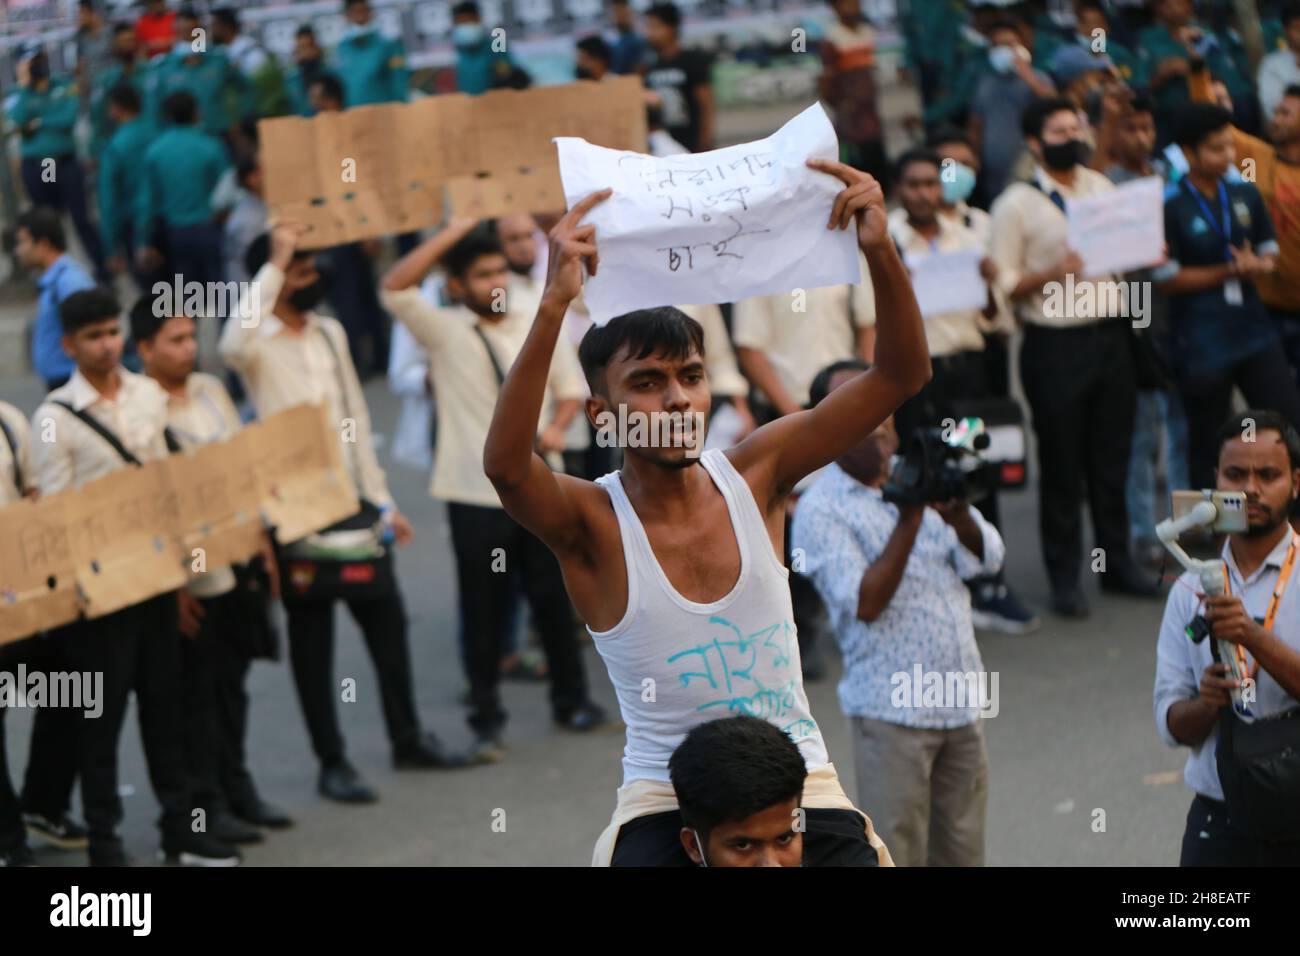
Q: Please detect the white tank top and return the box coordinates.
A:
[591,448,831,785]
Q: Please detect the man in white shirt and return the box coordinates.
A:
[381,219,609,762]
[32,287,239,866]
[1257,7,1300,119]
[221,226,472,805]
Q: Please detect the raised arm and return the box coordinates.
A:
[729,161,931,499]
[483,190,612,553]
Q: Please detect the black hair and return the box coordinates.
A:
[1284,84,1300,101]
[236,152,260,186]
[343,0,369,9]
[176,5,198,22]
[212,6,239,30]
[60,287,120,336]
[987,16,1025,40]
[112,22,133,36]
[669,716,807,846]
[296,23,317,39]
[1126,90,1155,116]
[162,90,199,126]
[1217,410,1300,471]
[1172,102,1233,149]
[893,146,943,183]
[808,359,870,408]
[309,73,345,108]
[925,123,973,152]
[576,34,614,66]
[1021,96,1077,139]
[1074,0,1105,15]
[442,228,504,279]
[129,293,173,343]
[645,2,682,31]
[16,206,67,252]
[451,0,480,18]
[244,231,310,279]
[577,307,705,395]
[1283,2,1300,28]
[106,81,141,114]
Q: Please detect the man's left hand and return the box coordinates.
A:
[1203,594,1265,649]
[390,510,414,547]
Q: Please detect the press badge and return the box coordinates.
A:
[1225,278,1244,305]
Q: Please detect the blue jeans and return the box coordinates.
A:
[1126,388,1189,543]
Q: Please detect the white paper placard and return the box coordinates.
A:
[554,103,862,326]
[905,247,987,318]
[1066,175,1165,277]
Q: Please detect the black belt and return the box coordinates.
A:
[1024,317,1129,336]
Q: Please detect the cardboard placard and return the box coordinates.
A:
[0,404,356,645]
[260,76,648,248]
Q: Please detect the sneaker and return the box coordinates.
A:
[159,833,241,867]
[24,813,90,851]
[318,761,379,804]
[209,811,264,845]
[469,733,506,764]
[970,582,1042,635]
[393,733,474,770]
[0,843,36,867]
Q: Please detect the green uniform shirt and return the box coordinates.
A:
[1135,22,1250,117]
[99,117,157,255]
[6,77,80,159]
[150,47,248,136]
[334,29,409,106]
[88,61,148,156]
[137,125,229,239]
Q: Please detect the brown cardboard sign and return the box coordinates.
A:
[260,76,647,248]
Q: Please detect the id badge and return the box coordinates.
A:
[1224,278,1243,306]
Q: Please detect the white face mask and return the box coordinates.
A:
[692,829,708,867]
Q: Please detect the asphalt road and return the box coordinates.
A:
[1,370,1195,867]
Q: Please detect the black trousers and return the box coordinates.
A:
[446,502,588,735]
[181,590,259,815]
[62,596,194,846]
[894,348,1002,531]
[611,807,880,867]
[1177,343,1300,492]
[284,590,422,767]
[1020,321,1137,591]
[1179,794,1300,866]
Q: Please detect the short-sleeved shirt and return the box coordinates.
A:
[1154,178,1280,379]
[643,49,712,152]
[0,401,32,506]
[970,69,1052,198]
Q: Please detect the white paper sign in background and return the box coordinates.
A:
[905,247,987,318]
[1066,175,1165,277]
[554,103,862,326]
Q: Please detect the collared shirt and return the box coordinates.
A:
[335,29,409,106]
[4,77,80,159]
[380,284,585,508]
[219,264,392,507]
[223,189,268,287]
[1258,49,1300,118]
[791,464,1004,728]
[888,207,993,357]
[31,367,170,495]
[732,265,875,408]
[989,165,1120,328]
[165,373,243,598]
[32,254,94,385]
[1154,530,1300,801]
[138,125,229,235]
[0,401,32,506]
[98,116,157,256]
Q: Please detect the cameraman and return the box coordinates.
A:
[792,359,1003,867]
[1154,409,1300,866]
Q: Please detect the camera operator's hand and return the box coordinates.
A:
[932,499,984,561]
[1198,661,1238,710]
[1202,594,1266,651]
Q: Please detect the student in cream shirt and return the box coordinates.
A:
[0,401,33,505]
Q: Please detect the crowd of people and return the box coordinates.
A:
[0,0,1298,868]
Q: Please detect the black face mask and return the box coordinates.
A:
[1041,138,1085,171]
[289,275,328,311]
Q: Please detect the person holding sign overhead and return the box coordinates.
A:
[482,160,928,866]
[1152,102,1300,492]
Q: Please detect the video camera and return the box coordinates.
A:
[883,417,996,507]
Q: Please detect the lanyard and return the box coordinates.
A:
[1222,533,1298,678]
[1180,176,1233,262]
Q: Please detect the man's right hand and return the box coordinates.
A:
[269,220,309,270]
[542,188,612,309]
[1198,661,1237,710]
[1056,249,1085,281]
[135,246,163,273]
[178,590,205,640]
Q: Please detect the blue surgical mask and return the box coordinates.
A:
[989,45,1016,74]
[452,23,486,48]
[343,23,375,41]
[942,162,977,204]
[174,40,197,57]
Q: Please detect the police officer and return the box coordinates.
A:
[98,84,157,289]
[150,6,249,146]
[5,46,107,282]
[334,0,409,107]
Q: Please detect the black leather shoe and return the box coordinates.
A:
[555,702,619,733]
[232,799,293,830]
[88,839,131,867]
[209,811,264,845]
[1050,585,1090,619]
[318,762,378,804]
[1099,559,1162,597]
[0,843,36,867]
[393,733,473,770]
